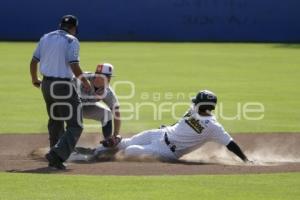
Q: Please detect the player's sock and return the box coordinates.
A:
[102,120,112,138]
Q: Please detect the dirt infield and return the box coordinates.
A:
[0,133,300,175]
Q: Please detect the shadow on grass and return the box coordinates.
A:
[272,43,300,49]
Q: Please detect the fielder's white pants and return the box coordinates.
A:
[82,102,112,126]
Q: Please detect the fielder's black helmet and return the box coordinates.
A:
[192,90,217,111]
[59,15,79,33]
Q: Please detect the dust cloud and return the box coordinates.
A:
[181,136,300,166]
[30,134,300,166]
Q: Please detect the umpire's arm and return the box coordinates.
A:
[70,63,91,91]
[30,58,41,88]
[30,40,42,88]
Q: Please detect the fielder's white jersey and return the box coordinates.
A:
[165,106,233,157]
[73,72,119,110]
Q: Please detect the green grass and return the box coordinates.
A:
[0,42,299,133]
[0,172,299,200]
[1,42,299,199]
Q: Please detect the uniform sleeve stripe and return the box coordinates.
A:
[69,60,79,64]
[33,56,40,61]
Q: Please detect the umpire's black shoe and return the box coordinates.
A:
[45,152,66,170]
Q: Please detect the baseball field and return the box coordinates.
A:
[0,42,300,199]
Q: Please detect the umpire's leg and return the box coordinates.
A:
[50,81,83,161]
[41,79,65,148]
[48,118,65,148]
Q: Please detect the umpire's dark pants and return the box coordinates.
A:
[41,76,83,161]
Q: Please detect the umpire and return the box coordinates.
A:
[30,15,91,169]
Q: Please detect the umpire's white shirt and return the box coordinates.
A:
[33,30,80,79]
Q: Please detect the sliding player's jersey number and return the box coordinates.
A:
[185,116,204,134]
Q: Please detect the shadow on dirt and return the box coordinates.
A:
[7,167,71,174]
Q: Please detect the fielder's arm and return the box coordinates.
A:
[113,108,121,136]
[30,58,41,88]
[226,141,250,163]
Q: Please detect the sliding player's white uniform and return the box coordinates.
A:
[96,106,233,161]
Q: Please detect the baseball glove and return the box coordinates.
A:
[100,135,122,148]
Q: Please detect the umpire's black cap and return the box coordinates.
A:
[59,15,79,33]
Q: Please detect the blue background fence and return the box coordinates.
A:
[0,0,299,42]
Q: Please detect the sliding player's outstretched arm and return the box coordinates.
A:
[226,141,251,163]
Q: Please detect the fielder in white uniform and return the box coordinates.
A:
[74,63,121,141]
[89,90,250,163]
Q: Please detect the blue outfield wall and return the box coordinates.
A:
[0,0,299,42]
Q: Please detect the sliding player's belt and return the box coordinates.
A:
[164,133,176,153]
